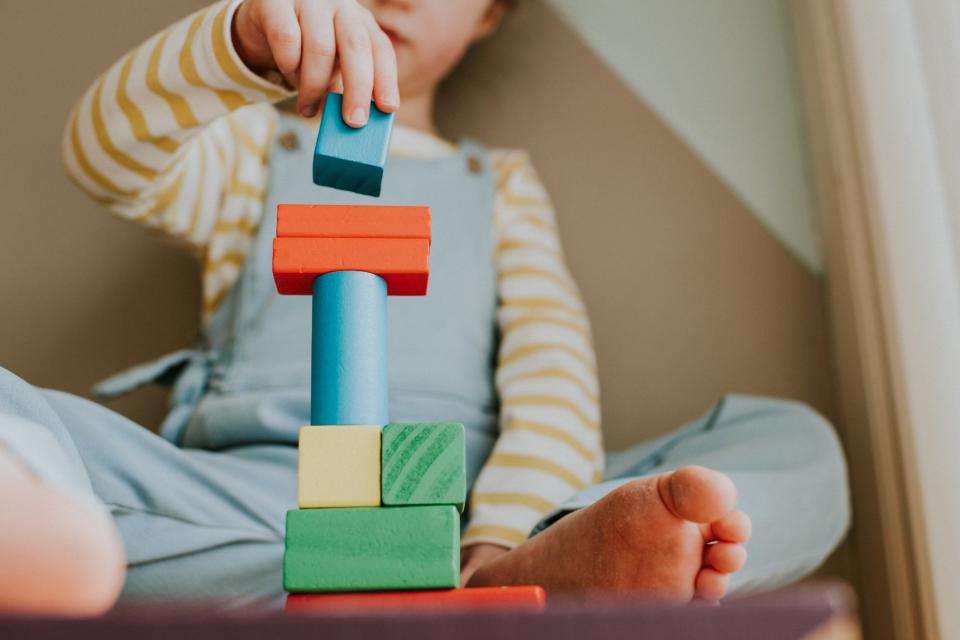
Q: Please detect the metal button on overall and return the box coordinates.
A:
[467,155,483,175]
[278,131,300,151]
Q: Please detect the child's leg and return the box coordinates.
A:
[0,368,125,615]
[468,395,848,599]
[0,366,297,612]
[0,448,125,615]
[594,395,849,593]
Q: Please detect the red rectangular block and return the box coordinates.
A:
[285,586,546,614]
[277,204,431,242]
[273,236,430,296]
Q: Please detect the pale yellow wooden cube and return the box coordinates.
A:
[298,426,381,508]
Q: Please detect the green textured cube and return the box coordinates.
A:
[381,423,466,510]
[283,506,460,593]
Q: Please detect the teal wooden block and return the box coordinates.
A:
[313,93,394,197]
[283,506,460,593]
[381,423,466,510]
[311,271,388,426]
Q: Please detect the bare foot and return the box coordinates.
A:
[468,466,751,602]
[0,449,126,616]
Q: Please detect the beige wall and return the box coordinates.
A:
[439,2,836,448]
[1,3,834,463]
[0,1,205,427]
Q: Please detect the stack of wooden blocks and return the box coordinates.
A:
[273,95,544,612]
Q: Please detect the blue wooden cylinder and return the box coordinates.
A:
[311,271,389,425]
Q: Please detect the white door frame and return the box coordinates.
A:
[792,2,960,639]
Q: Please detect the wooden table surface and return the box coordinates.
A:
[0,582,858,640]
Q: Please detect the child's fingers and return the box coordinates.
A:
[327,70,344,95]
[259,0,302,88]
[368,22,399,112]
[295,1,337,117]
[334,6,374,127]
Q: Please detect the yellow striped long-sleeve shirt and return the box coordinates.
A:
[63,0,603,548]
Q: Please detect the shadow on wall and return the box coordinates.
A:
[438,0,835,448]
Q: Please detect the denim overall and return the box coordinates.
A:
[93,116,501,486]
[0,116,850,606]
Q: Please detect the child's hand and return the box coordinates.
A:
[232,0,398,124]
[460,543,510,587]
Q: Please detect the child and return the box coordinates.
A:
[0,0,849,614]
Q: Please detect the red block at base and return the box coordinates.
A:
[285,586,546,614]
[272,236,430,296]
[277,204,431,242]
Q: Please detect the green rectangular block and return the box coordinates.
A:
[381,423,466,510]
[283,506,460,593]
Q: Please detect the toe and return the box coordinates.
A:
[659,466,737,524]
[695,568,730,602]
[704,542,746,573]
[711,510,752,543]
